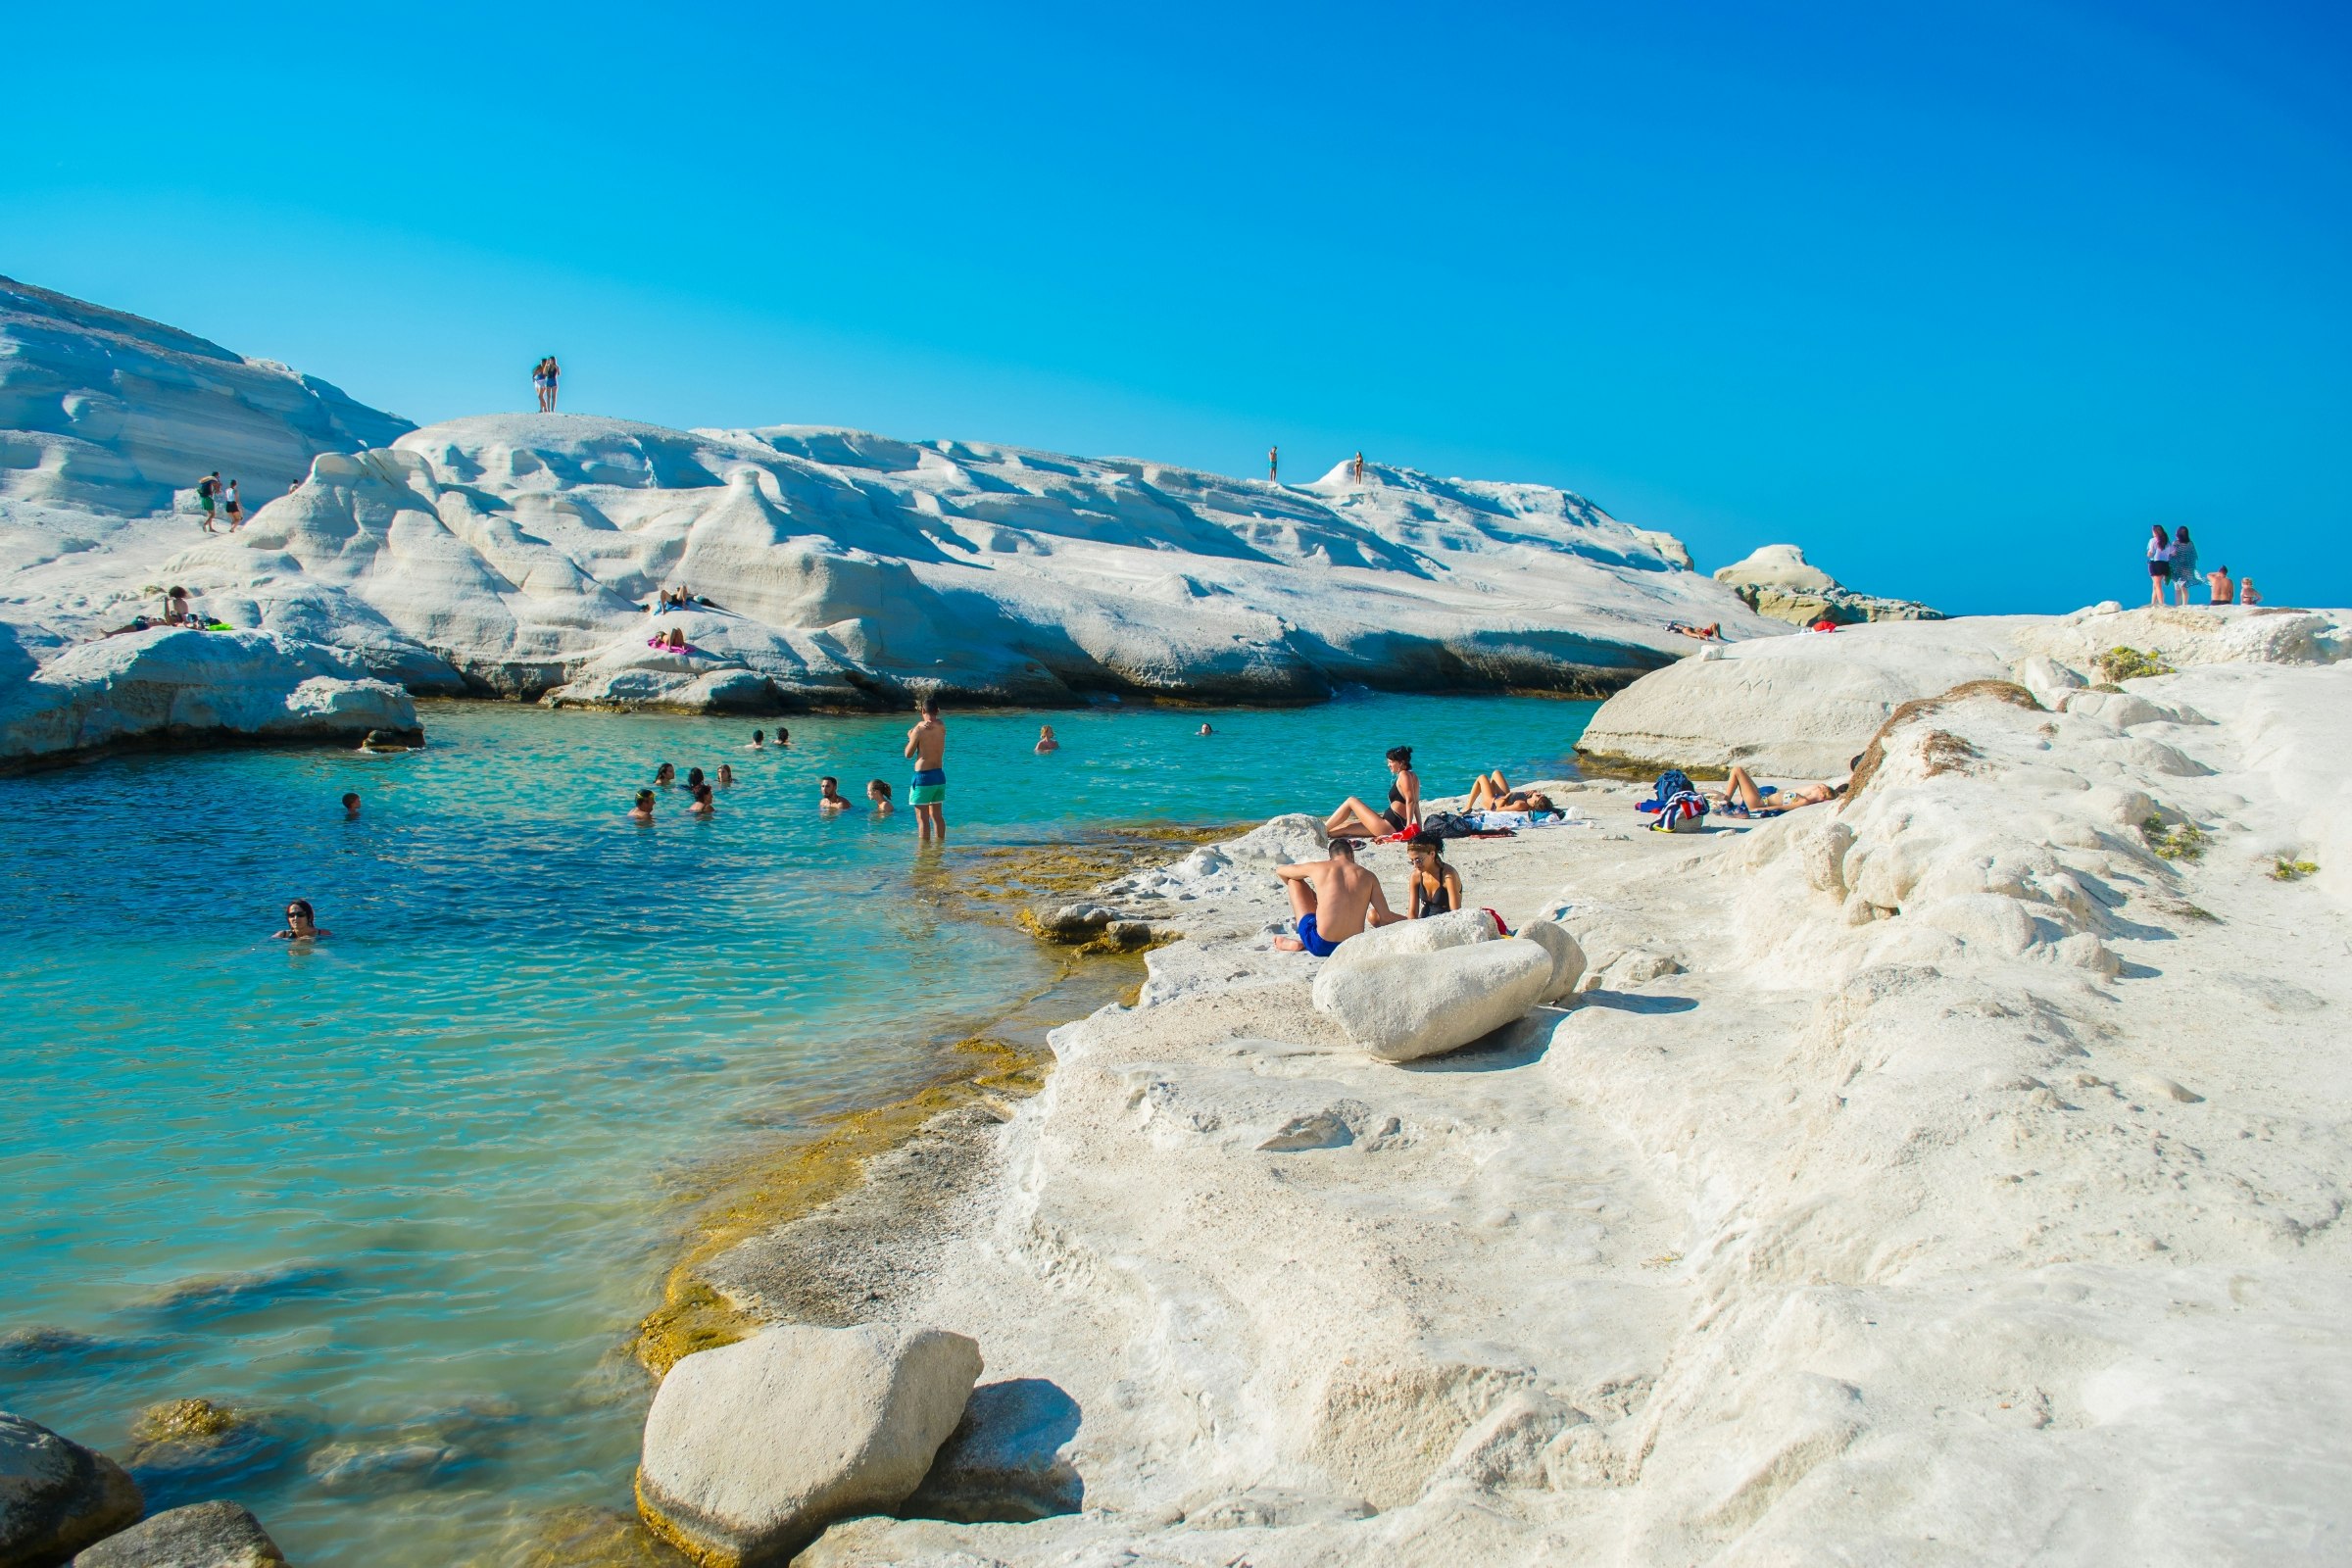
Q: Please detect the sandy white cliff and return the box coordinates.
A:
[3,278,1782,715]
[649,625,2352,1566]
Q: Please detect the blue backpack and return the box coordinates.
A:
[1647,769,1708,832]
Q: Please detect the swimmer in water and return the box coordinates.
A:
[655,762,676,788]
[717,763,736,788]
[629,789,656,821]
[275,899,329,941]
[341,792,361,819]
[775,727,790,747]
[818,776,849,811]
[1036,725,1059,754]
[1198,722,1213,736]
[688,782,716,815]
[867,778,894,815]
[747,729,765,750]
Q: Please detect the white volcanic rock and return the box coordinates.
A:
[767,651,2352,1568]
[1711,543,1943,625]
[1579,606,2352,779]
[0,624,416,764]
[636,1324,982,1567]
[2,279,1787,709]
[1320,906,1499,969]
[1311,937,1555,1061]
[0,275,412,514]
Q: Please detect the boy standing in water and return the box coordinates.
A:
[905,694,948,842]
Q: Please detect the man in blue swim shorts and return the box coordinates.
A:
[904,693,949,842]
[1273,836,1398,955]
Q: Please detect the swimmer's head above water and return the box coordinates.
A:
[276,899,325,940]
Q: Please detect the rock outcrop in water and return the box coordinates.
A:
[0,622,418,767]
[69,1501,288,1568]
[0,1409,144,1566]
[2,277,1786,713]
[1712,542,1943,625]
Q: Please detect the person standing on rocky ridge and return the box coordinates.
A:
[1268,444,1279,481]
[544,355,561,412]
[224,477,243,529]
[1272,838,1397,955]
[905,695,949,842]
[2146,524,2174,607]
[2168,525,2200,608]
[195,471,220,531]
[1351,451,1365,482]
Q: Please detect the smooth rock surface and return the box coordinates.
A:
[0,625,416,764]
[898,1379,1083,1524]
[70,1501,286,1568]
[1712,543,1944,624]
[1318,906,1497,969]
[0,1411,143,1568]
[2,278,1788,710]
[636,1324,982,1567]
[1514,918,1589,1004]
[1311,939,1554,1061]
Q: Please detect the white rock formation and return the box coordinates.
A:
[648,644,2352,1568]
[0,624,416,765]
[3,279,1787,710]
[1579,605,2352,778]
[1311,937,1555,1061]
[635,1324,983,1566]
[0,275,413,514]
[1711,542,1943,624]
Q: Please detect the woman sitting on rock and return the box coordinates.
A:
[1403,834,1464,919]
[1465,770,1554,814]
[1325,746,1420,839]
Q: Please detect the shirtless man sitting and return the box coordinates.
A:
[1272,837,1400,956]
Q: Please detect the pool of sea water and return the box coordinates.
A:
[0,692,1593,1566]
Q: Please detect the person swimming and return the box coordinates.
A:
[747,729,765,750]
[717,763,735,788]
[775,727,790,747]
[629,789,656,821]
[1036,725,1060,754]
[341,792,361,819]
[655,762,676,788]
[688,783,716,816]
[1325,747,1419,839]
[686,767,706,791]
[275,899,329,941]
[867,779,894,814]
[1198,722,1213,736]
[818,776,849,811]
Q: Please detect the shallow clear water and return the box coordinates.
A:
[0,693,1593,1565]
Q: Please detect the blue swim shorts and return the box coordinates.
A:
[1294,912,1340,957]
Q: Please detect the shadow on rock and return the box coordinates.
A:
[899,1378,1084,1523]
[1578,990,1700,1014]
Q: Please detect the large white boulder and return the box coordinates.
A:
[1320,907,1498,969]
[636,1324,983,1567]
[1577,618,2022,778]
[1312,939,1555,1061]
[0,1410,144,1568]
[1514,919,1589,1004]
[0,626,416,764]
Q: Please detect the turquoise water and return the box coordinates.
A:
[0,693,1593,1566]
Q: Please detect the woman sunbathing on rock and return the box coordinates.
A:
[1403,835,1464,919]
[1667,621,1721,640]
[1325,746,1420,839]
[1709,760,1858,817]
[1465,771,1554,814]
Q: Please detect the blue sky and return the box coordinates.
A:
[4,1,2345,613]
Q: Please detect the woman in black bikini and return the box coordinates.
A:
[1325,746,1420,840]
[1403,834,1463,919]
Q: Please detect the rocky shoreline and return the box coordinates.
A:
[608,609,2350,1567]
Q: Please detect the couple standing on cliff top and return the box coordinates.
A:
[532,357,562,413]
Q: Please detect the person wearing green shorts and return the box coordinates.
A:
[904,694,948,842]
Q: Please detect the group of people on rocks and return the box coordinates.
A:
[193,471,244,532]
[2146,526,2258,607]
